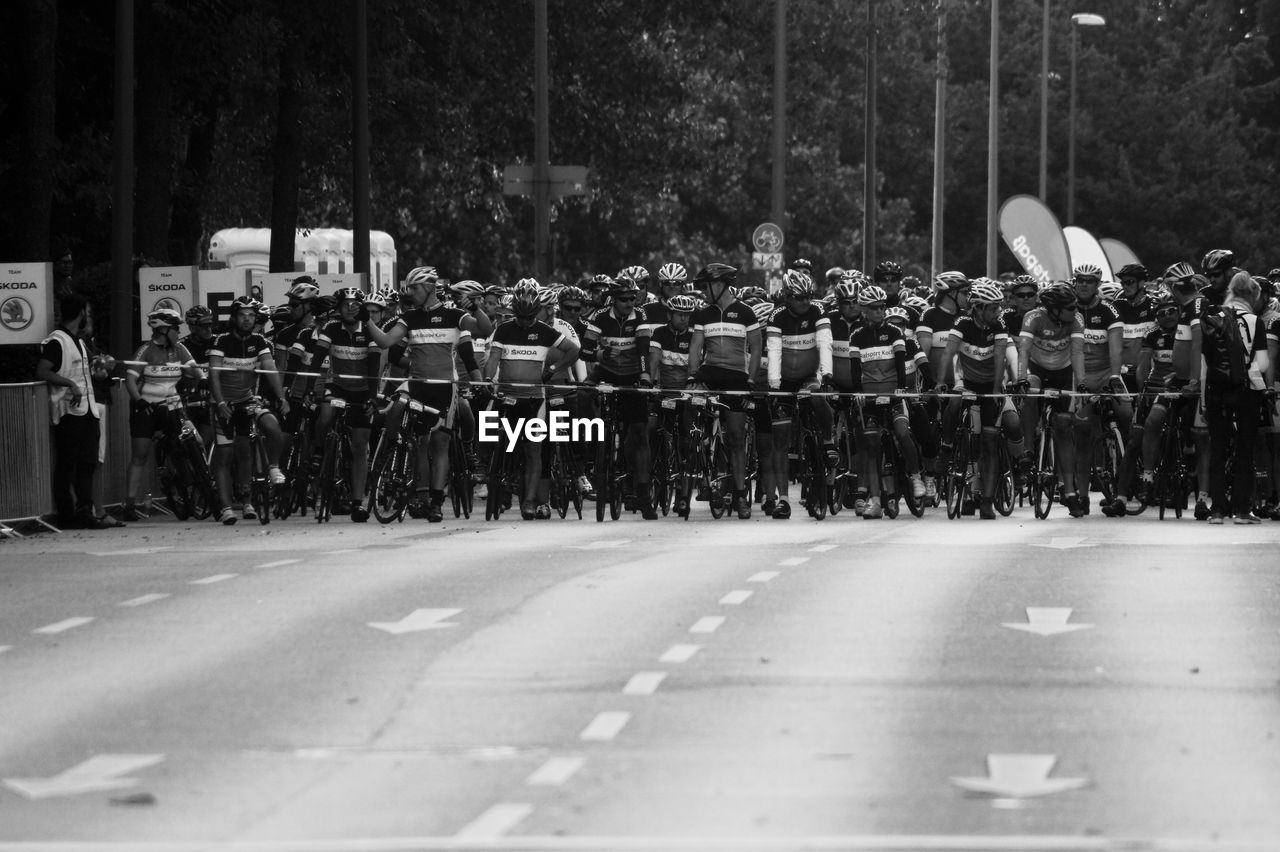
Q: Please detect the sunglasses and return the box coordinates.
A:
[560,304,583,311]
[1012,291,1038,299]
[1075,277,1101,285]
[1156,307,1180,316]
[613,296,637,302]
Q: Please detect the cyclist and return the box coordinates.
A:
[825,277,865,508]
[873,260,905,308]
[273,277,321,370]
[687,263,762,519]
[1017,283,1083,512]
[208,296,290,523]
[581,273,657,519]
[1200,249,1238,307]
[638,263,689,350]
[123,308,204,521]
[180,304,218,449]
[823,267,845,299]
[280,293,334,457]
[1070,264,1128,517]
[648,293,698,517]
[918,271,971,388]
[1113,263,1157,394]
[945,280,1022,519]
[849,285,923,519]
[584,274,613,313]
[887,305,939,501]
[765,269,835,519]
[364,265,484,523]
[485,281,581,519]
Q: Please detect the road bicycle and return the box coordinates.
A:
[366,396,439,524]
[312,396,355,523]
[153,397,218,521]
[792,393,830,520]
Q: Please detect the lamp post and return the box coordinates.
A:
[1038,0,1049,201]
[1067,12,1105,225]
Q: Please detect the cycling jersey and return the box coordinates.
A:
[1001,308,1029,338]
[903,337,929,389]
[489,319,565,399]
[824,309,860,390]
[637,302,669,342]
[766,303,831,387]
[286,325,319,398]
[313,320,379,393]
[128,341,195,403]
[179,332,215,398]
[950,316,1007,386]
[1170,297,1202,381]
[650,325,692,389]
[210,331,271,404]
[272,320,310,364]
[395,304,474,380]
[582,307,643,376]
[1113,294,1157,367]
[1141,326,1178,385]
[693,300,759,375]
[1020,307,1082,371]
[1078,299,1122,375]
[548,317,584,385]
[918,306,961,382]
[849,323,907,394]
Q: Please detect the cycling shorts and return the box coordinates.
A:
[129,398,186,440]
[400,379,456,432]
[860,393,910,430]
[769,378,810,421]
[593,368,650,426]
[698,364,751,413]
[323,385,373,429]
[1028,363,1073,414]
[214,397,273,446]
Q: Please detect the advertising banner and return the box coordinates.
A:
[137,266,196,341]
[0,262,54,346]
[250,272,369,311]
[998,195,1072,283]
[196,268,250,327]
[1063,227,1114,280]
[1099,238,1141,274]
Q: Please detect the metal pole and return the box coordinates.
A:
[771,0,786,229]
[110,0,134,358]
[863,0,877,273]
[1039,0,1049,202]
[1067,22,1077,225]
[931,0,947,282]
[986,0,998,277]
[534,0,550,282]
[352,0,371,283]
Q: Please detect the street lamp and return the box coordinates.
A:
[1066,12,1105,225]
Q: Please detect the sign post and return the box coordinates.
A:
[0,263,54,346]
[752,223,785,293]
[137,267,196,343]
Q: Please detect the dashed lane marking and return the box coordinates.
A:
[580,711,631,741]
[33,617,94,635]
[689,616,726,634]
[808,544,838,552]
[322,548,361,554]
[454,803,534,839]
[256,558,301,569]
[719,590,753,605]
[86,547,173,556]
[190,574,237,585]
[526,756,585,786]
[748,571,780,583]
[659,644,701,663]
[118,594,170,608]
[622,672,668,695]
[779,556,810,566]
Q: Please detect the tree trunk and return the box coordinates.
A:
[134,0,177,264]
[268,28,306,274]
[169,98,221,267]
[12,0,58,261]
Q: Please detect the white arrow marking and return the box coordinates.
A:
[368,608,463,634]
[33,617,93,635]
[87,547,173,556]
[1029,537,1096,550]
[951,754,1088,799]
[2,754,164,800]
[1002,608,1095,636]
[565,539,631,550]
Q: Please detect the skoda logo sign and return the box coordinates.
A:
[1,296,34,331]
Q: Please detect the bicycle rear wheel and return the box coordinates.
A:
[993,442,1015,517]
[803,435,828,521]
[184,436,217,520]
[369,438,404,524]
[1097,425,1124,504]
[1031,426,1056,519]
[945,435,969,520]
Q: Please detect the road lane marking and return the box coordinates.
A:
[86,547,173,556]
[256,558,301,568]
[779,556,809,566]
[580,712,631,741]
[0,646,11,655]
[565,539,631,550]
[748,571,780,583]
[951,754,1089,799]
[368,608,463,634]
[322,548,361,554]
[454,803,534,839]
[118,594,170,608]
[689,616,726,634]
[2,754,164,800]
[1001,608,1095,636]
[719,590,753,605]
[190,574,237,585]
[808,544,838,552]
[526,756,584,786]
[33,617,93,635]
[622,672,668,695]
[660,644,701,663]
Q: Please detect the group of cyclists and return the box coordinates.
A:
[116,248,1280,526]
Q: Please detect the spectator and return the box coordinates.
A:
[1200,272,1271,523]
[34,294,118,530]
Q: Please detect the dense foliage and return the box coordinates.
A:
[3,0,1278,292]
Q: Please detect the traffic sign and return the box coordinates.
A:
[752,222,784,253]
[503,165,590,198]
[752,252,783,271]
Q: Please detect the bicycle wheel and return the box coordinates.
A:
[312,433,337,523]
[1031,425,1056,519]
[653,430,673,517]
[486,448,507,521]
[992,442,1015,517]
[803,435,828,521]
[369,438,404,524]
[945,432,969,520]
[1097,425,1124,504]
[608,443,623,521]
[707,436,729,519]
[158,443,192,521]
[594,430,612,522]
[184,436,218,520]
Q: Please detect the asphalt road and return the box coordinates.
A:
[1,506,1278,851]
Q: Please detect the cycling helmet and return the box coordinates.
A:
[1268,268,1280,284]
[899,293,930,314]
[558,285,587,305]
[286,279,321,302]
[451,279,485,298]
[270,304,293,325]
[313,294,338,317]
[667,294,699,313]
[1072,263,1103,280]
[902,274,922,289]
[1116,263,1148,280]
[333,287,364,303]
[825,266,846,285]
[538,287,558,308]
[832,281,859,303]
[934,270,970,292]
[620,265,650,285]
[873,260,903,281]
[1099,282,1123,303]
[147,307,183,330]
[1201,249,1235,274]
[739,286,769,303]
[1164,261,1195,281]
[656,262,688,285]
[752,301,776,325]
[484,283,507,298]
[184,304,213,324]
[1153,293,1180,313]
[858,285,888,306]
[1012,274,1039,289]
[781,269,814,298]
[968,281,1005,306]
[790,258,813,273]
[609,275,641,297]
[1038,283,1078,311]
[510,282,542,317]
[364,291,388,309]
[693,263,737,286]
[885,306,911,325]
[403,265,439,290]
[230,296,261,314]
